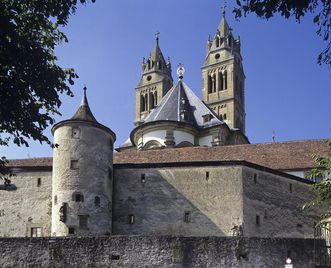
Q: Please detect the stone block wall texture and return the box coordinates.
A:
[0,236,318,268]
[0,170,52,237]
[113,166,243,236]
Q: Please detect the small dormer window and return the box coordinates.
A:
[202,114,212,123]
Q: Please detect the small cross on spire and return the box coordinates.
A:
[221,1,227,17]
[155,31,160,45]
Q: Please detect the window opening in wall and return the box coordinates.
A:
[297,223,303,228]
[94,196,100,207]
[253,174,257,184]
[73,192,84,202]
[256,215,260,226]
[54,195,58,205]
[141,173,146,184]
[59,202,67,222]
[206,171,209,181]
[128,214,135,224]
[289,183,293,193]
[31,227,42,237]
[184,211,191,223]
[72,127,80,139]
[264,209,267,219]
[37,178,41,187]
[68,227,75,235]
[70,160,78,170]
[79,215,89,229]
[111,255,120,260]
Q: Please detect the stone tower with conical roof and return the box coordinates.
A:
[201,10,246,134]
[135,33,173,126]
[51,87,116,236]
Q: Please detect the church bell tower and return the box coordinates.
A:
[201,9,246,134]
[134,33,173,126]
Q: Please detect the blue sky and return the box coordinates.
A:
[2,0,330,159]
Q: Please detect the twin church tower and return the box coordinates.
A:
[50,11,247,236]
[134,12,246,134]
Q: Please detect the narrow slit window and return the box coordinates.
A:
[206,171,209,181]
[37,178,41,187]
[141,174,146,184]
[256,215,260,226]
[184,211,191,223]
[128,214,135,224]
[94,196,100,207]
[289,183,293,193]
[253,174,257,184]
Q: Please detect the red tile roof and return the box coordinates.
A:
[7,139,329,171]
[113,139,330,171]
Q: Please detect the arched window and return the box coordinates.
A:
[149,92,155,109]
[208,75,212,93]
[144,94,148,111]
[140,95,145,112]
[94,196,100,207]
[212,74,216,92]
[154,91,157,106]
[218,72,223,91]
[143,140,163,150]
[223,71,227,90]
[215,36,220,47]
[223,113,227,120]
[147,59,151,69]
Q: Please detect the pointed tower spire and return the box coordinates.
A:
[71,86,98,122]
[135,33,173,126]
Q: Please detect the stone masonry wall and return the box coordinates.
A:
[113,166,244,236]
[0,170,52,237]
[242,166,320,238]
[0,236,318,267]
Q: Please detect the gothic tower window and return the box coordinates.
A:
[149,92,155,110]
[147,59,151,69]
[215,35,220,47]
[154,91,157,106]
[144,94,148,111]
[218,72,223,91]
[223,71,227,90]
[158,60,162,69]
[140,95,146,112]
[208,75,212,94]
[212,73,216,92]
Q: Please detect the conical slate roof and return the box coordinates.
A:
[71,87,98,123]
[144,79,223,129]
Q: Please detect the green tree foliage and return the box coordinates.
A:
[234,0,331,68]
[304,140,331,224]
[0,0,95,181]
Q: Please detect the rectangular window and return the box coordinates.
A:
[206,171,209,181]
[37,178,41,187]
[79,215,89,229]
[256,215,260,226]
[141,173,146,183]
[184,211,191,223]
[70,160,79,170]
[289,183,293,193]
[31,227,42,237]
[68,227,75,235]
[128,214,134,224]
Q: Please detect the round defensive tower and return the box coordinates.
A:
[51,87,116,236]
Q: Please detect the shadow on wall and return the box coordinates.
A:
[113,167,243,236]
